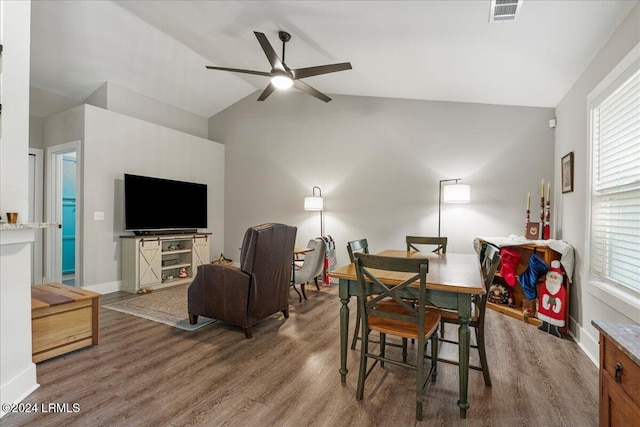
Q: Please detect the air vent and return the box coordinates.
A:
[489,0,523,23]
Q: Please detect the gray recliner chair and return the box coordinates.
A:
[188,223,297,338]
[292,238,326,301]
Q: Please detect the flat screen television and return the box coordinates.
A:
[124,174,207,234]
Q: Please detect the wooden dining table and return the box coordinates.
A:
[329,249,484,419]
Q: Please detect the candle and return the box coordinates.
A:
[547,182,551,200]
[527,192,530,210]
[541,179,544,198]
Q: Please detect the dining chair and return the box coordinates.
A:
[429,243,500,386]
[353,253,440,421]
[406,236,448,254]
[347,239,369,350]
[292,238,326,302]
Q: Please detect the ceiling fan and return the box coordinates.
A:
[206,31,352,103]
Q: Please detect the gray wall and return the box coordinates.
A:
[44,104,225,291]
[209,93,555,265]
[554,2,640,361]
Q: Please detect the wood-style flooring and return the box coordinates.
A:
[2,285,598,426]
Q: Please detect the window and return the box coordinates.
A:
[588,45,640,320]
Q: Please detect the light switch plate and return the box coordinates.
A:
[94,211,105,221]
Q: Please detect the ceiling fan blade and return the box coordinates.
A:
[257,82,276,101]
[293,80,331,103]
[292,62,352,80]
[254,31,284,70]
[205,65,272,77]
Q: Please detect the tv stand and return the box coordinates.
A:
[121,232,210,293]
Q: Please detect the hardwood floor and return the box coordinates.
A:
[3,285,598,426]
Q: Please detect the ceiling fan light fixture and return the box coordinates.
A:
[271,75,293,90]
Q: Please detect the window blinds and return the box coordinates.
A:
[590,68,640,292]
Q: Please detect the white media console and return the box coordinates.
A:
[121,233,210,293]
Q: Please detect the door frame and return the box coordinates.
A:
[29,148,44,284]
[45,140,82,285]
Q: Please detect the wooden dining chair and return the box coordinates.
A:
[406,236,448,254]
[353,253,440,421]
[429,243,500,386]
[347,239,369,350]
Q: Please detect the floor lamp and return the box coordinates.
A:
[438,179,471,237]
[304,186,324,237]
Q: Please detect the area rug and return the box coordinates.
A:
[102,285,216,331]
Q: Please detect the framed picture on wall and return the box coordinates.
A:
[561,152,574,193]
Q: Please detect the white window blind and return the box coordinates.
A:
[590,67,640,292]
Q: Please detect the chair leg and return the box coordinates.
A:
[431,332,438,382]
[416,336,425,421]
[314,276,320,291]
[380,333,386,368]
[243,327,253,339]
[188,314,198,325]
[356,328,368,400]
[402,338,408,363]
[291,284,302,303]
[440,319,445,338]
[477,324,492,386]
[301,282,308,300]
[281,308,289,319]
[351,304,361,350]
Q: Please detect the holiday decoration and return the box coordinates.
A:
[499,248,522,287]
[537,260,566,338]
[488,282,511,305]
[179,267,188,278]
[524,192,531,237]
[518,249,549,300]
[543,182,551,239]
[539,179,545,239]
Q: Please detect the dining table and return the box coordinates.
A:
[329,249,484,419]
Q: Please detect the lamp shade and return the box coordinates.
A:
[443,183,471,203]
[304,196,323,211]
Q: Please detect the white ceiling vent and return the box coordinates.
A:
[489,0,523,23]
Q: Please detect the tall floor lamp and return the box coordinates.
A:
[438,178,471,237]
[304,186,324,236]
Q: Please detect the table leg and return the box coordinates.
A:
[457,294,471,419]
[339,279,350,383]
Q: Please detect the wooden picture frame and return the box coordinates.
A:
[561,152,574,193]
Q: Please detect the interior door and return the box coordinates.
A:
[61,155,76,276]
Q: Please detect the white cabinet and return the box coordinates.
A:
[121,233,210,293]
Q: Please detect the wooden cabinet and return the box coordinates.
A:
[479,239,571,334]
[592,321,640,427]
[121,233,210,293]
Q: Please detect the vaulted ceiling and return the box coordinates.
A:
[29,1,638,118]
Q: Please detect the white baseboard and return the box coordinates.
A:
[568,315,599,367]
[82,280,121,295]
[0,363,39,418]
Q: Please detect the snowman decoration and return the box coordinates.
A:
[537,260,566,338]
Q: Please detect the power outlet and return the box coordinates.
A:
[94,211,105,221]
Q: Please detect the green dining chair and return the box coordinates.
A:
[428,243,500,386]
[347,239,369,350]
[353,253,440,421]
[406,236,448,254]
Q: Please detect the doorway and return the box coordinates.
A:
[45,141,81,286]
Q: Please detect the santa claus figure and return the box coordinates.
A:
[537,260,566,338]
